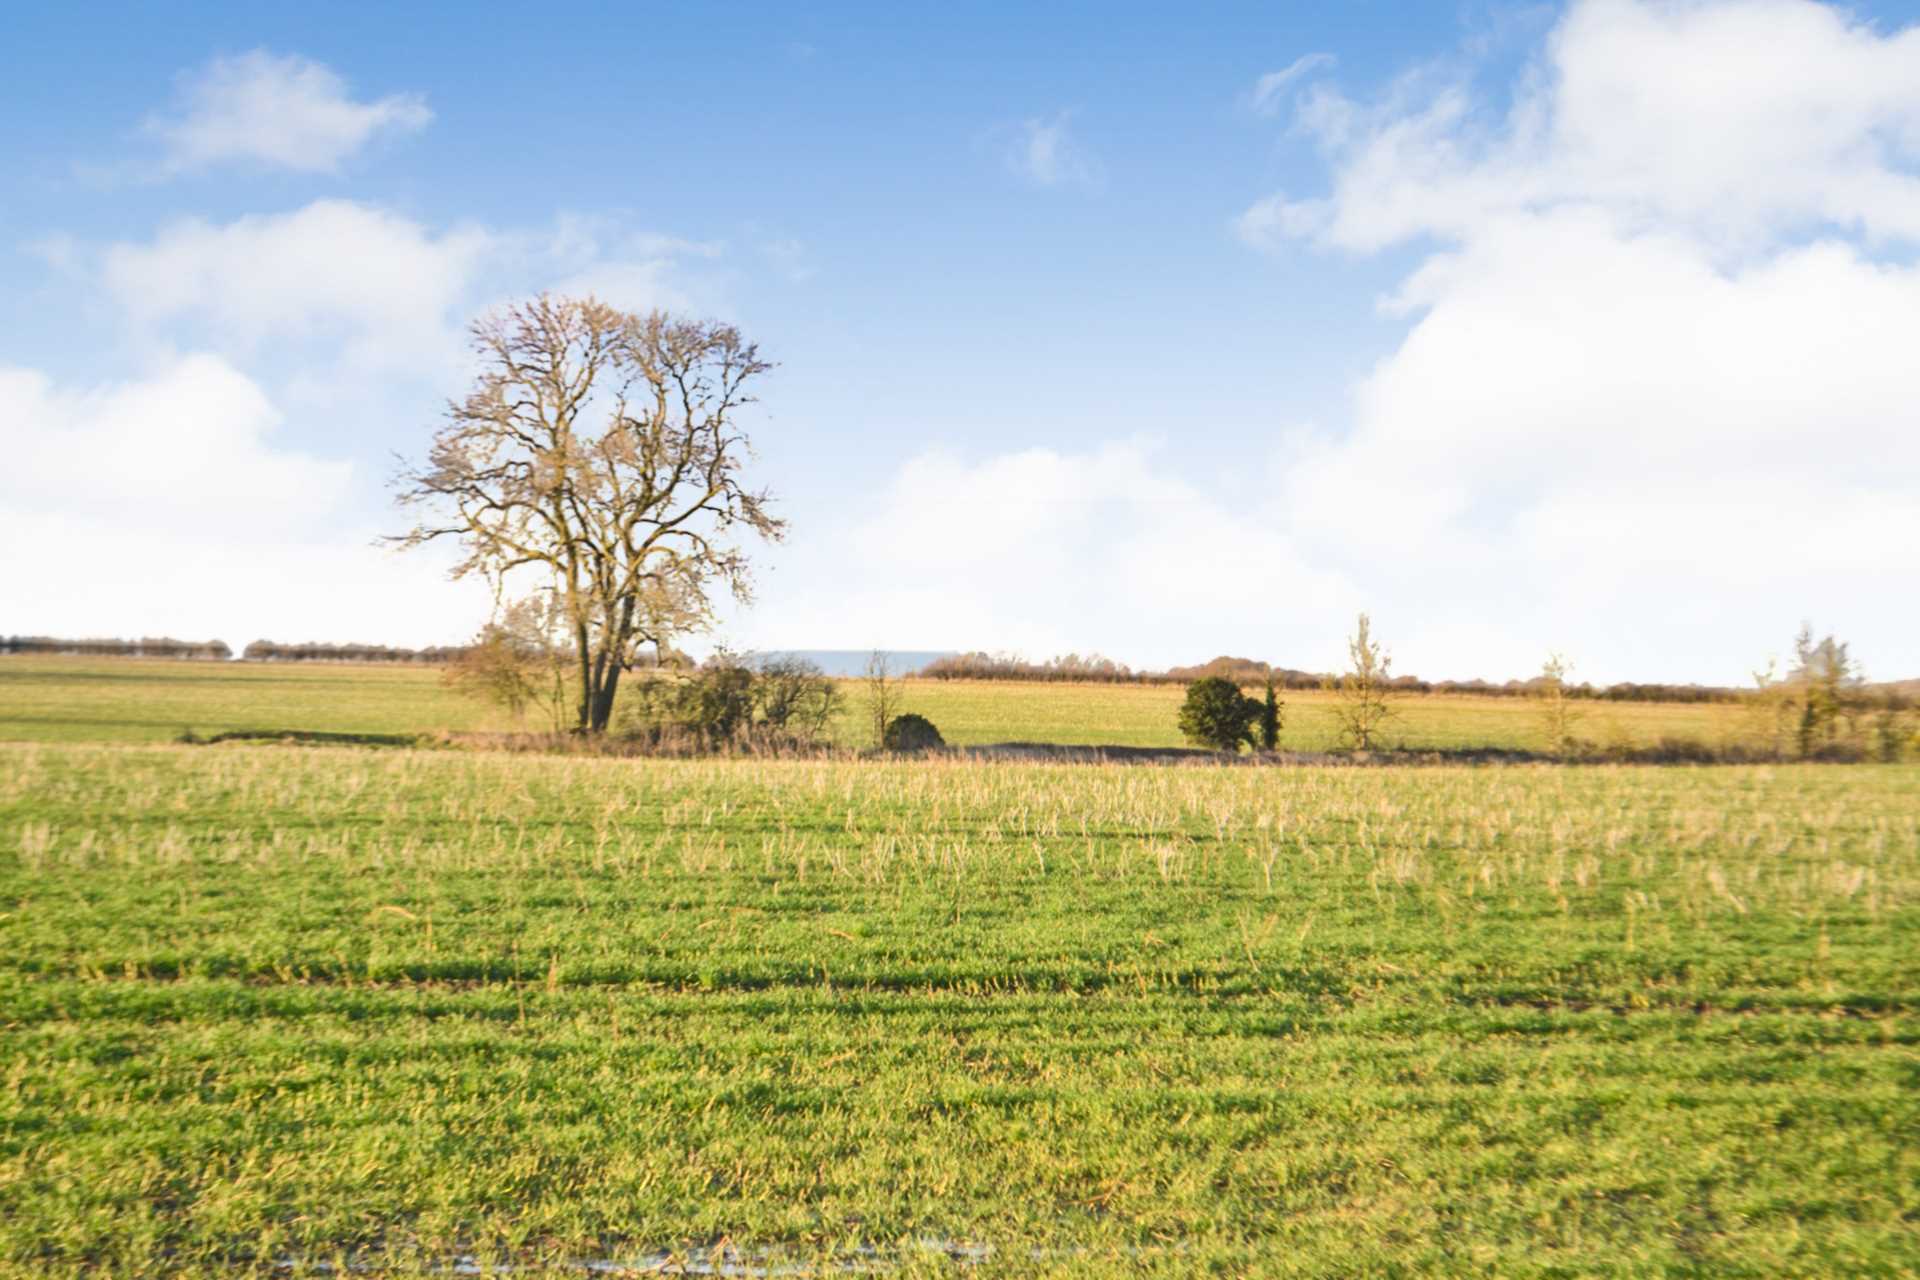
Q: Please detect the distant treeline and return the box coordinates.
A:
[2,634,699,667]
[2,635,232,660]
[243,639,691,666]
[920,652,1140,682]
[241,640,468,664]
[10,636,1907,704]
[923,650,1756,704]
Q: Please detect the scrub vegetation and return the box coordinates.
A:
[2,743,1916,1276]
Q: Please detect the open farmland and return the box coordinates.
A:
[2,742,1915,1276]
[0,656,1753,753]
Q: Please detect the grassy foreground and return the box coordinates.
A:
[2,743,1915,1276]
[0,656,1752,752]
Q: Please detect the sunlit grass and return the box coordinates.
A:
[2,743,1914,1275]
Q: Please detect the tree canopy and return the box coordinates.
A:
[1177,676,1262,752]
[392,295,783,732]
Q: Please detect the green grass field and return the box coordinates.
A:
[0,656,1752,753]
[0,659,1914,1275]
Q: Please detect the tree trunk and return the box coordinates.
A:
[584,610,634,734]
[589,664,622,733]
[585,601,638,735]
[575,622,593,733]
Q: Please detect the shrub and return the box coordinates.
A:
[623,661,753,745]
[619,655,841,750]
[1646,735,1719,764]
[1177,677,1261,752]
[442,629,544,722]
[1259,670,1283,751]
[1869,695,1910,763]
[682,662,758,740]
[752,655,843,737]
[882,713,944,751]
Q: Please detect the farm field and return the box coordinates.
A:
[0,656,1752,753]
[2,742,1915,1276]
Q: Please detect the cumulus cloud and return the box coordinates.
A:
[757,0,1920,683]
[101,201,495,373]
[2,355,347,526]
[1251,0,1920,252]
[1220,0,1920,681]
[87,201,720,382]
[1006,111,1103,189]
[537,220,722,315]
[741,441,1356,668]
[145,50,431,174]
[0,356,487,648]
[5,204,722,648]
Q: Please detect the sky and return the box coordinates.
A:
[3,0,1918,685]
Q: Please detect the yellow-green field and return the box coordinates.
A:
[0,656,1749,753]
[2,656,1913,1276]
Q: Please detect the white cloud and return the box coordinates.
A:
[1246,53,1335,115]
[5,205,724,649]
[1217,0,1920,681]
[101,201,495,373]
[146,50,431,174]
[536,219,722,315]
[0,355,487,648]
[1252,0,1920,253]
[742,441,1357,669]
[1279,214,1920,678]
[1006,112,1103,189]
[90,202,720,382]
[1,355,348,527]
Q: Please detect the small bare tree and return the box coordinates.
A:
[443,629,538,722]
[1536,653,1584,757]
[1329,612,1396,751]
[863,651,899,748]
[442,591,575,732]
[753,655,844,740]
[1743,658,1793,759]
[392,295,783,733]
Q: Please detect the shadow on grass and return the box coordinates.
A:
[177,729,422,748]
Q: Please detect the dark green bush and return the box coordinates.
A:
[882,713,944,751]
[1177,677,1262,752]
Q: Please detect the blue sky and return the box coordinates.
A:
[5,1,1919,683]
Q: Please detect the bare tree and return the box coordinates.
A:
[753,654,844,740]
[442,627,540,723]
[1743,658,1793,759]
[863,651,898,748]
[1536,652,1584,757]
[442,592,576,731]
[1794,622,1867,756]
[392,295,783,733]
[1328,613,1396,751]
